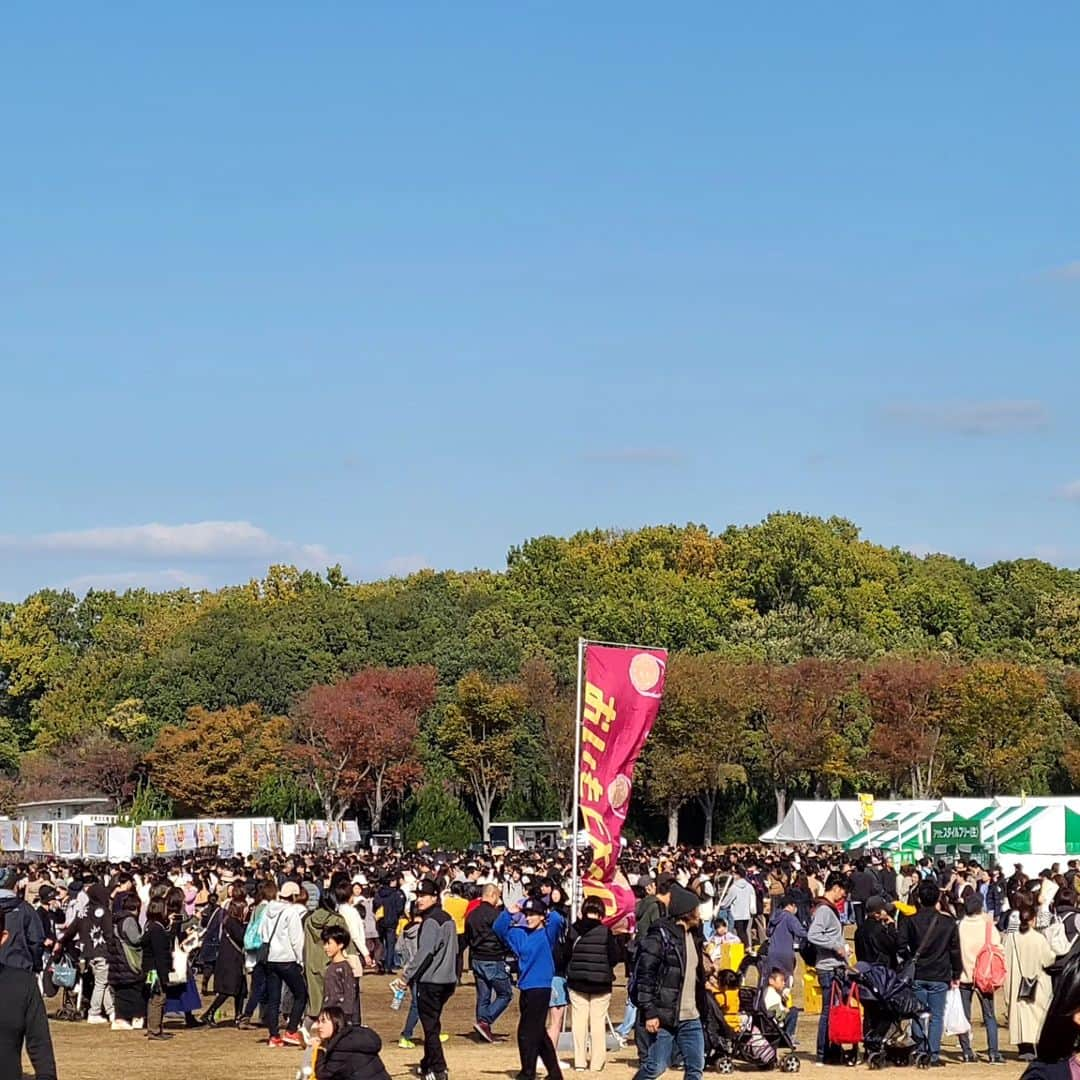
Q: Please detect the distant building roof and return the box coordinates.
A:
[16,797,112,809]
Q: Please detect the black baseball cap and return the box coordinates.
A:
[416,879,440,897]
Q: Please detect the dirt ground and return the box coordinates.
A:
[34,973,1025,1080]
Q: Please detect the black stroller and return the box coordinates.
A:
[852,962,931,1069]
[705,958,801,1073]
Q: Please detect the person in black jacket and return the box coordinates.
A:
[0,906,56,1080]
[898,879,962,1067]
[142,898,174,1040]
[58,881,115,1023]
[0,867,44,974]
[567,896,619,1072]
[853,897,900,968]
[849,860,882,930]
[635,885,706,1080]
[376,873,407,973]
[314,1005,392,1080]
[466,883,511,1042]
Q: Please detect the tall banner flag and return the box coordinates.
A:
[577,642,667,926]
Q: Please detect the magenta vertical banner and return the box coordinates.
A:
[578,644,667,925]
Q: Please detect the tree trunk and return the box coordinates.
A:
[774,786,787,826]
[667,803,680,846]
[478,793,493,842]
[698,791,716,847]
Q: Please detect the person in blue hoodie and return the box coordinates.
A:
[494,897,565,1080]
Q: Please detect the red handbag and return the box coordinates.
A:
[828,980,863,1046]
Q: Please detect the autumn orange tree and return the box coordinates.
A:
[749,658,857,822]
[148,703,288,815]
[862,657,951,798]
[290,665,434,824]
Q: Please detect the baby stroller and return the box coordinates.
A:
[705,963,801,1073]
[852,963,930,1069]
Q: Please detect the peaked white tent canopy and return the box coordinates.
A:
[771,801,834,843]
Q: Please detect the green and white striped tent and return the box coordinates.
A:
[842,804,949,853]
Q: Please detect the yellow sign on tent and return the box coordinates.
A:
[858,793,875,828]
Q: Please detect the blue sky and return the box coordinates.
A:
[2,4,1078,600]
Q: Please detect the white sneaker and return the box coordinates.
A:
[111,1019,132,1030]
[87,1015,110,1025]
[132,1018,145,1029]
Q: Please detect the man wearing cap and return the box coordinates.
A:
[853,896,899,968]
[260,879,308,1047]
[494,896,566,1080]
[401,879,458,1080]
[634,884,706,1080]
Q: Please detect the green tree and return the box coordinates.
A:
[644,655,750,844]
[402,782,480,849]
[945,662,1064,794]
[440,672,524,838]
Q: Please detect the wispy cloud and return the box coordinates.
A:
[1046,261,1080,281]
[64,568,214,593]
[579,447,685,465]
[884,400,1049,437]
[0,520,333,565]
[1057,480,1080,502]
[383,555,431,578]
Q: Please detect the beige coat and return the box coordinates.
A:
[958,913,1001,983]
[1005,928,1055,1046]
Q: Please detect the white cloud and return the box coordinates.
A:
[884,400,1049,437]
[384,555,431,578]
[1047,261,1080,281]
[64,568,214,593]
[0,520,333,565]
[1057,481,1080,501]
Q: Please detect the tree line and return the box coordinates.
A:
[2,513,1080,844]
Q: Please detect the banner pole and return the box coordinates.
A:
[571,636,585,919]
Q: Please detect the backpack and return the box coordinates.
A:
[243,903,266,951]
[973,919,1006,995]
[1045,912,1079,956]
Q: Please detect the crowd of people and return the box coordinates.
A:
[3,841,1080,1079]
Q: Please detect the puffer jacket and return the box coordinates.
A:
[634,916,705,1031]
[566,916,619,995]
[315,1024,391,1080]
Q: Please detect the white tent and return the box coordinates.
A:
[771,801,835,843]
[818,801,863,844]
[758,824,781,843]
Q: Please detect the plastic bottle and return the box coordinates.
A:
[390,978,407,1011]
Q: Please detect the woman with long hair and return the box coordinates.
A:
[1008,895,1057,1061]
[1022,950,1080,1079]
[199,898,249,1025]
[163,885,204,1027]
[141,898,173,1040]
